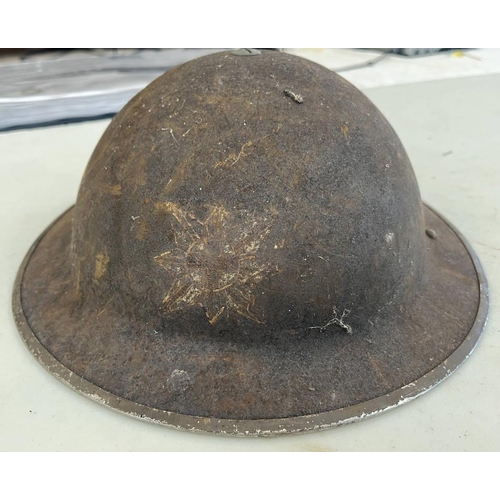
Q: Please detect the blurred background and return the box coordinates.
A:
[2,48,499,131]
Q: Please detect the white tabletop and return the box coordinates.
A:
[1,73,498,451]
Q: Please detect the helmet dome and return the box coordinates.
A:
[72,49,425,333]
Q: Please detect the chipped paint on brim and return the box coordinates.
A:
[12,204,489,437]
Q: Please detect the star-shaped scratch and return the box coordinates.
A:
[154,202,277,325]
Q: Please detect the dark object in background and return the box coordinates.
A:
[395,48,445,56]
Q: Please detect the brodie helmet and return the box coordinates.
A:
[13,50,488,436]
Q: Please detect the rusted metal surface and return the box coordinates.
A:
[13,50,488,434]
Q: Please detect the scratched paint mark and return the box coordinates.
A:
[106,184,122,196]
[212,128,282,170]
[213,140,254,169]
[154,203,278,324]
[94,252,109,282]
[134,218,151,240]
[341,124,349,142]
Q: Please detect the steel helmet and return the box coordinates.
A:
[13,49,488,435]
